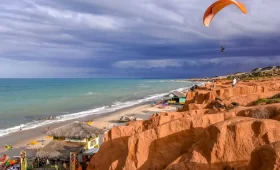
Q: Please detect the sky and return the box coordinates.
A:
[0,0,279,78]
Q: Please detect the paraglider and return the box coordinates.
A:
[203,0,247,27]
[203,0,247,52]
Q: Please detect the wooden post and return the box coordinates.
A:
[37,157,39,168]
[20,150,27,170]
[70,152,77,170]
[85,138,89,150]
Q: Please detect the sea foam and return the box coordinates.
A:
[0,84,197,137]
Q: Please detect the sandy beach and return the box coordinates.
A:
[0,103,176,157]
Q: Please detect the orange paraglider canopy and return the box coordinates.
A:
[203,0,247,27]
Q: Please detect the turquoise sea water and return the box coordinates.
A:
[0,79,199,137]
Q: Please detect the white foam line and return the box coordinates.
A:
[0,82,198,137]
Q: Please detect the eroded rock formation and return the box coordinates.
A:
[248,141,280,170]
[87,78,280,170]
[165,118,280,170]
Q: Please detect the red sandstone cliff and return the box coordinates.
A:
[165,118,280,169]
[248,141,280,170]
[87,78,280,170]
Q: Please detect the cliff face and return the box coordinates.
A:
[248,141,280,170]
[87,78,280,170]
[123,114,225,170]
[183,84,277,111]
[166,118,280,170]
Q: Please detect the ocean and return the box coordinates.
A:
[0,79,199,137]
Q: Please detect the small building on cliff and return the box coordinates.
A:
[163,91,186,105]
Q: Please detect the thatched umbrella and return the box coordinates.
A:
[47,121,103,139]
[36,140,84,160]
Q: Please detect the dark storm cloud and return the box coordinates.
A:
[0,0,279,78]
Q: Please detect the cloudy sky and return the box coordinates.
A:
[0,0,279,78]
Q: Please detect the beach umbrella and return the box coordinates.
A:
[87,121,93,125]
[5,144,12,150]
[30,141,38,145]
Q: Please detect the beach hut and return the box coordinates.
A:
[36,140,84,160]
[46,121,104,151]
[163,91,186,105]
[36,121,103,169]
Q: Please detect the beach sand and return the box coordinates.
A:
[0,103,176,157]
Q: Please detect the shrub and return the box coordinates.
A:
[253,93,280,105]
[251,109,271,119]
[270,93,280,99]
[266,98,280,104]
[254,98,268,105]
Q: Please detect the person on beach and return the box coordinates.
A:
[63,162,67,169]
[43,127,49,134]
[232,77,237,87]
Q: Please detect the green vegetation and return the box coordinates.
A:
[225,69,280,81]
[254,98,268,105]
[240,76,260,80]
[270,93,280,99]
[254,94,280,105]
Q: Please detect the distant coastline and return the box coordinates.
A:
[0,79,199,138]
[167,78,212,82]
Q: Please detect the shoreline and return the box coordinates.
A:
[0,83,194,138]
[0,103,177,157]
[0,81,201,158]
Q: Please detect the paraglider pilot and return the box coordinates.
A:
[221,45,225,53]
